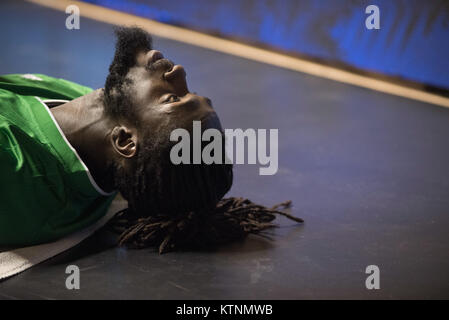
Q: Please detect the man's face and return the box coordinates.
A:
[126,50,221,137]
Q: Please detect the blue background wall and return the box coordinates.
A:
[82,0,449,90]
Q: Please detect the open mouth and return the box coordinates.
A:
[149,57,174,72]
[146,50,171,71]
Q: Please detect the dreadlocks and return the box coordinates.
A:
[103,26,303,253]
[109,198,303,254]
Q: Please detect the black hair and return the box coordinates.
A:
[103,26,302,253]
[104,26,152,119]
[113,124,234,216]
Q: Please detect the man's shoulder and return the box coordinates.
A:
[0,73,93,100]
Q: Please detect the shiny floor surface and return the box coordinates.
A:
[0,0,448,299]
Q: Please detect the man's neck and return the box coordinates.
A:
[50,89,115,193]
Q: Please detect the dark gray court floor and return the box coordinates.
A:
[0,0,448,299]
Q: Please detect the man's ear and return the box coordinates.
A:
[111,126,138,158]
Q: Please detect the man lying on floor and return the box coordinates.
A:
[0,27,301,253]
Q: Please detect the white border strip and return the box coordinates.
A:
[35,97,114,196]
[42,99,72,105]
[0,198,125,280]
[26,0,449,109]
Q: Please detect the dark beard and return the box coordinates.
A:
[108,26,153,77]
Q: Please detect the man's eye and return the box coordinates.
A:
[165,94,179,103]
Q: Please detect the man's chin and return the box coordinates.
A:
[200,111,223,132]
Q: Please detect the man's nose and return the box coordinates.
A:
[164,65,188,95]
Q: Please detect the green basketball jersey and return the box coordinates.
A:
[0,73,116,246]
